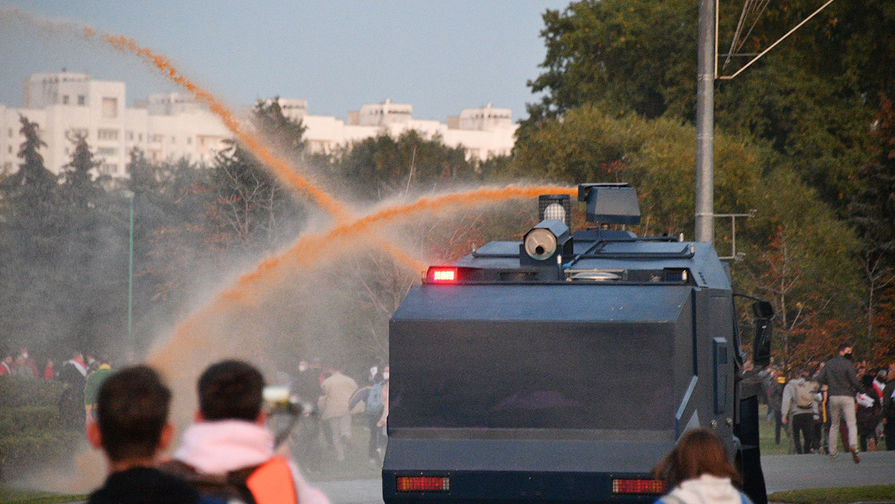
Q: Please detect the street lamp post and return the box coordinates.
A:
[123,190,135,351]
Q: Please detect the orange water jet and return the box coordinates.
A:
[149,184,576,368]
[81,28,350,223]
[83,28,425,272]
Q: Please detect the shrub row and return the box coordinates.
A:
[0,376,78,482]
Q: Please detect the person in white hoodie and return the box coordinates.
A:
[160,360,329,504]
[653,428,752,504]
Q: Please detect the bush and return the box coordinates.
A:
[0,431,81,470]
[0,407,62,435]
[0,376,66,408]
[0,376,78,483]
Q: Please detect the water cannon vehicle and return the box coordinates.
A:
[382,183,773,504]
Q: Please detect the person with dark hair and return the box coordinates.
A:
[58,350,88,430]
[814,343,862,463]
[86,366,198,504]
[883,367,895,451]
[653,428,751,504]
[160,359,329,504]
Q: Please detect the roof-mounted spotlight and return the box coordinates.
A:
[538,194,571,229]
[577,183,641,225]
[521,219,572,268]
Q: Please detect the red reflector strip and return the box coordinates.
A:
[427,267,457,283]
[612,478,666,495]
[396,476,450,492]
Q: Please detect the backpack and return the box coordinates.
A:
[795,381,815,409]
[161,456,297,504]
[366,382,384,416]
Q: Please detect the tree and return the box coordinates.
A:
[848,96,895,349]
[210,140,303,252]
[524,0,695,123]
[252,97,308,160]
[522,0,895,213]
[333,130,477,202]
[59,132,103,210]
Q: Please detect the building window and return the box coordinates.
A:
[78,95,86,105]
[7,146,11,154]
[170,136,176,144]
[138,133,143,142]
[102,97,118,118]
[151,134,164,143]
[98,147,118,156]
[126,131,133,141]
[7,128,12,138]
[62,95,70,105]
[97,129,119,141]
[187,137,192,145]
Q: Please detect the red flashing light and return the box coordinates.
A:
[396,476,451,492]
[612,478,666,495]
[427,267,457,283]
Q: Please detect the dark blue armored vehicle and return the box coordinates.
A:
[382,184,771,504]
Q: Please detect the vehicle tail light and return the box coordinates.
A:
[612,478,666,495]
[427,267,457,283]
[396,476,450,492]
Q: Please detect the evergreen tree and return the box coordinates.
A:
[59,132,102,211]
[848,96,895,346]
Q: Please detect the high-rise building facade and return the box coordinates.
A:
[1,72,517,179]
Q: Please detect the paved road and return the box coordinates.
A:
[762,450,895,494]
[315,451,895,504]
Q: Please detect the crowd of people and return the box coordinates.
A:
[1,346,131,432]
[3,341,894,503]
[288,358,389,470]
[761,343,895,462]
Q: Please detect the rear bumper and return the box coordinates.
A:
[382,435,673,504]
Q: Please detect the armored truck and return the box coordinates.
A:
[382,183,771,504]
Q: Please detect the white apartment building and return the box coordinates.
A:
[1,72,517,179]
[293,99,517,161]
[1,72,231,178]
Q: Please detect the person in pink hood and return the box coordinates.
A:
[160,360,329,504]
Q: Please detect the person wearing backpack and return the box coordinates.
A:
[781,368,818,454]
[365,372,386,464]
[159,360,329,504]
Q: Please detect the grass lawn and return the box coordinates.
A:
[0,487,86,504]
[758,405,861,456]
[769,485,895,503]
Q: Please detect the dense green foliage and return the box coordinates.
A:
[0,376,80,482]
[516,0,895,366]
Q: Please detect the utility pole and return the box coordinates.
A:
[695,0,715,243]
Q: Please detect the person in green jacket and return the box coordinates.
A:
[85,354,114,422]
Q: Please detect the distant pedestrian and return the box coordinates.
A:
[317,365,358,462]
[84,355,114,422]
[58,350,88,431]
[653,428,752,504]
[43,358,55,380]
[814,343,862,463]
[86,365,199,504]
[780,369,818,454]
[882,369,895,451]
[856,374,881,452]
[768,372,786,445]
[0,352,12,376]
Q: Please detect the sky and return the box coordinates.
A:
[0,1,570,122]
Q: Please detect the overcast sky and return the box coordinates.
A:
[1,1,570,122]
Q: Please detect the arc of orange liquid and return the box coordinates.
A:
[86,28,426,272]
[149,184,576,367]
